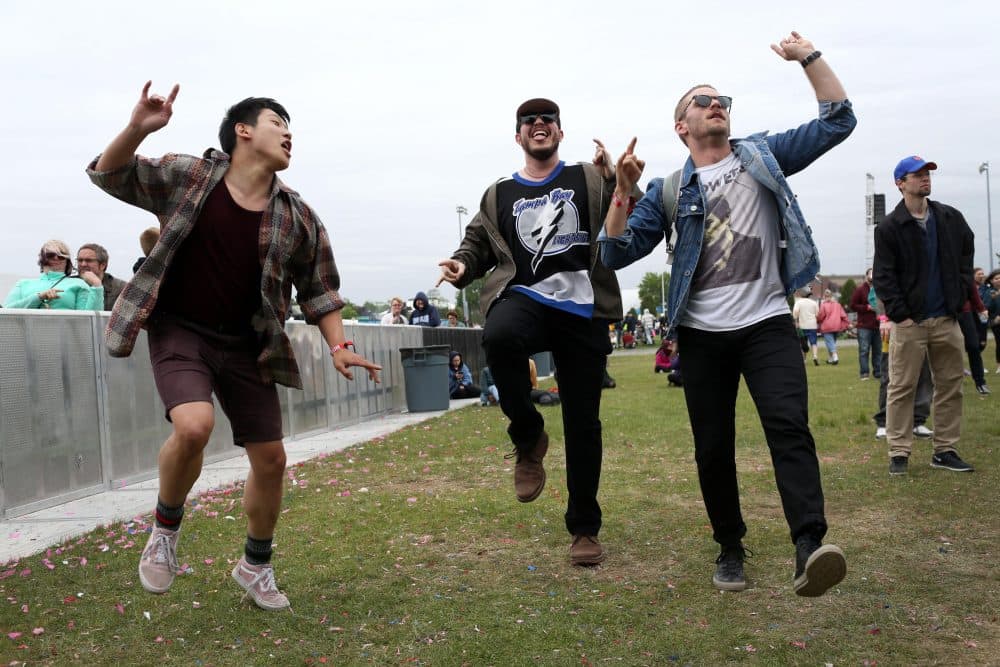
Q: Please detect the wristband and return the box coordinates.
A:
[800,50,822,68]
[330,340,355,355]
[612,192,635,214]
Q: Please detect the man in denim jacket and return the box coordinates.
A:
[599,31,855,597]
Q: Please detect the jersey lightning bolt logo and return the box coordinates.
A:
[529,199,565,273]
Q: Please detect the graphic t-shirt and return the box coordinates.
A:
[680,152,788,331]
[496,162,593,318]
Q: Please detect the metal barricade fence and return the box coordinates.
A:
[0,311,428,519]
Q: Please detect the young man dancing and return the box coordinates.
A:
[88,82,380,610]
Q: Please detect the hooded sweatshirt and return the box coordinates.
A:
[410,291,441,327]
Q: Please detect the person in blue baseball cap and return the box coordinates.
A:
[873,156,977,477]
[892,155,938,182]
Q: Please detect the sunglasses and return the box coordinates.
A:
[683,94,733,115]
[519,112,559,126]
[43,252,68,261]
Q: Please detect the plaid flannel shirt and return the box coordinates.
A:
[86,149,344,389]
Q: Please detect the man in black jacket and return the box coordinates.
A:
[873,156,975,476]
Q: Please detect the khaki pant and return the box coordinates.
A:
[886,316,964,457]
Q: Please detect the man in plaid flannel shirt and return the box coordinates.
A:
[87,82,380,610]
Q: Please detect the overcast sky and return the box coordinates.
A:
[2,1,998,310]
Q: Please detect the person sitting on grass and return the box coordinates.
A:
[449,351,481,399]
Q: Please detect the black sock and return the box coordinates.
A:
[244,535,274,565]
[154,498,184,530]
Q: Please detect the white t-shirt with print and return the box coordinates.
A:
[679,152,789,331]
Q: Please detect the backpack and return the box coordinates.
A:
[661,169,683,265]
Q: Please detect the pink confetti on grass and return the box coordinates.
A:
[31,628,44,636]
[20,605,28,613]
[7,632,22,640]
[154,636,164,643]
[203,558,215,565]
[42,559,55,570]
[115,603,125,615]
[19,569,31,577]
[406,497,418,504]
[790,640,807,649]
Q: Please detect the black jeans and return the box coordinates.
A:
[482,292,611,536]
[678,315,827,546]
[958,311,986,386]
[874,350,932,427]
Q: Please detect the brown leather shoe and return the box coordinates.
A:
[513,431,548,503]
[570,534,606,566]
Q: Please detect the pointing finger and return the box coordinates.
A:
[626,137,637,155]
[140,80,151,101]
[166,84,180,105]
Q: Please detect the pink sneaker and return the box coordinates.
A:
[231,557,290,610]
[138,526,180,593]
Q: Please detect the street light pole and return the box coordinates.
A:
[980,162,994,271]
[456,205,470,323]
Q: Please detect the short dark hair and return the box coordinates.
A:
[78,242,109,266]
[218,97,290,155]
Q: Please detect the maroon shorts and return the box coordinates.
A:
[147,318,283,446]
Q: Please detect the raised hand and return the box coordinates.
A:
[615,137,645,194]
[593,138,614,179]
[78,270,103,287]
[436,259,466,287]
[770,31,815,62]
[130,81,180,136]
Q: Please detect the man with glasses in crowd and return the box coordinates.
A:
[76,243,127,311]
[437,98,637,567]
[599,31,855,596]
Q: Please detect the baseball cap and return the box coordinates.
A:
[516,98,560,122]
[893,155,938,181]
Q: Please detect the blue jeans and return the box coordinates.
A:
[678,315,827,546]
[856,327,881,377]
[821,332,838,357]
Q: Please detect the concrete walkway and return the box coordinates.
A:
[1,400,479,563]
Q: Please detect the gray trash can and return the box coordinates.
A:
[399,345,450,412]
[532,351,553,377]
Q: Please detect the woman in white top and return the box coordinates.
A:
[380,296,408,325]
[792,290,820,366]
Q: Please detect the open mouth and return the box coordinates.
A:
[281,140,292,154]
[531,129,549,140]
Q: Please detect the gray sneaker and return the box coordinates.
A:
[138,526,180,593]
[793,537,846,597]
[231,558,290,610]
[912,425,933,439]
[712,543,748,591]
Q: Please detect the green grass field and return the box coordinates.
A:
[2,345,997,666]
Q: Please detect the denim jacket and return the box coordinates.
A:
[598,99,856,337]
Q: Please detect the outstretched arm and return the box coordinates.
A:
[317,309,382,383]
[770,31,847,102]
[95,81,179,172]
